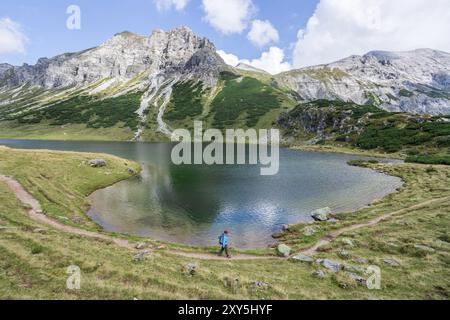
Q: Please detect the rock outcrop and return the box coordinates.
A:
[276,49,450,115]
[0,27,228,90]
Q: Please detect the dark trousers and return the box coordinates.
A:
[218,245,230,257]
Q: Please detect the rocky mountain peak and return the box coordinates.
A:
[0,26,223,89]
[276,48,450,115]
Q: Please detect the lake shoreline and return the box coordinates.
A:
[1,139,403,250]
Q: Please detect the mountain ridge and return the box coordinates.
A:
[0,26,449,145]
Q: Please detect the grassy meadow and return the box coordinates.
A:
[0,146,449,299]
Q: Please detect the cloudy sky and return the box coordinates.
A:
[1,0,450,74]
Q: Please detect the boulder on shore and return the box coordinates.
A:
[291,254,314,263]
[317,259,343,273]
[89,159,107,168]
[311,207,332,221]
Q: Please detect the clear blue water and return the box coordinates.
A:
[0,139,403,248]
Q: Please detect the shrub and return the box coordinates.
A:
[165,81,204,121]
[406,155,450,165]
[31,244,44,255]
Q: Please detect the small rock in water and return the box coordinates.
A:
[414,244,435,253]
[277,244,292,257]
[183,263,197,276]
[317,259,342,273]
[311,207,332,221]
[312,270,326,279]
[89,159,107,168]
[291,254,314,263]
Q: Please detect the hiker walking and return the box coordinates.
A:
[218,230,231,258]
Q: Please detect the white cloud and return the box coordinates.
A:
[247,20,279,47]
[0,17,28,54]
[202,0,255,35]
[293,0,450,68]
[153,0,190,12]
[217,50,240,67]
[218,47,291,75]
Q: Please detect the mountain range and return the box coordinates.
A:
[0,26,449,147]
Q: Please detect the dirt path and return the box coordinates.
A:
[301,196,450,256]
[2,174,447,261]
[0,175,136,250]
[0,175,270,261]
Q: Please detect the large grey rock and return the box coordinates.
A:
[346,272,367,286]
[316,259,343,273]
[133,250,149,262]
[277,244,292,257]
[89,159,107,168]
[311,207,332,221]
[291,254,314,263]
[344,265,366,274]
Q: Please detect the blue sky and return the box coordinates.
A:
[1,0,449,72]
[0,0,318,67]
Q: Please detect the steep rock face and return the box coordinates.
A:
[0,27,225,89]
[276,49,450,115]
[277,101,368,142]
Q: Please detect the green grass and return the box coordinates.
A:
[7,91,143,131]
[406,155,450,165]
[0,146,140,231]
[0,121,136,141]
